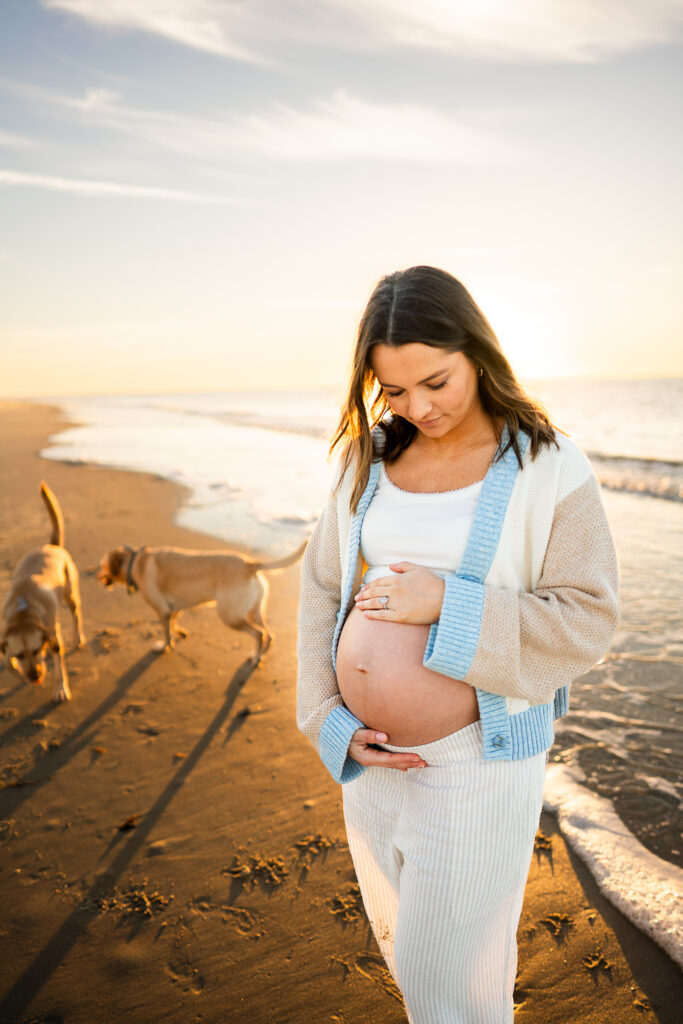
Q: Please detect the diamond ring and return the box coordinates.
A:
[380,595,389,609]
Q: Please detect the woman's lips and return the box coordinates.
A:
[417,416,441,427]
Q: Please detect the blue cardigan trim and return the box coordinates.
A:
[331,459,381,671]
[318,705,367,783]
[423,430,529,680]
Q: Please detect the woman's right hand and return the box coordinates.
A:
[348,729,427,771]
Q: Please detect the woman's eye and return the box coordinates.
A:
[428,381,447,391]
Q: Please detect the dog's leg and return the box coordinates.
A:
[64,560,86,649]
[234,621,269,665]
[246,604,271,663]
[50,622,71,702]
[169,612,187,639]
[154,611,174,653]
[248,578,272,662]
[216,575,271,665]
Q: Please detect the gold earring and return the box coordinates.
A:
[478,367,483,377]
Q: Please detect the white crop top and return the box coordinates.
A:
[360,463,483,585]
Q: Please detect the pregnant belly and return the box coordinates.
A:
[336,605,479,747]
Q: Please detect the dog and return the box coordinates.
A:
[1,483,86,702]
[96,540,307,662]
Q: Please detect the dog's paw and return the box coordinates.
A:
[52,686,71,703]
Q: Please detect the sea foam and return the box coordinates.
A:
[544,764,683,967]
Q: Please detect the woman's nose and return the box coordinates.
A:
[408,392,433,421]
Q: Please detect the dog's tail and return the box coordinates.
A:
[253,539,308,573]
[40,482,64,547]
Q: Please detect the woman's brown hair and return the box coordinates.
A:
[331,265,557,511]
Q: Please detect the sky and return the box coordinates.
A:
[1,0,682,396]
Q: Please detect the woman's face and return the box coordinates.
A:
[370,342,482,439]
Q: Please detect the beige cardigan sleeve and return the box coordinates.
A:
[296,489,347,747]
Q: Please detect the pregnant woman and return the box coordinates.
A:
[296,266,619,1023]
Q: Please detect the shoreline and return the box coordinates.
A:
[0,399,680,1023]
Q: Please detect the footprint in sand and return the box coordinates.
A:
[540,911,574,944]
[220,904,261,937]
[582,952,614,983]
[165,957,205,995]
[352,952,402,1003]
[92,628,121,654]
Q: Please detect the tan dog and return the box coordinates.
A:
[1,483,85,702]
[97,540,307,661]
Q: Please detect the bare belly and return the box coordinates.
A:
[336,606,479,747]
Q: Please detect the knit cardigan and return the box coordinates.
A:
[296,429,619,784]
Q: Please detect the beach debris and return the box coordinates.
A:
[31,718,49,729]
[118,814,139,831]
[96,880,172,917]
[0,817,18,841]
[540,912,574,944]
[236,703,265,718]
[328,954,352,978]
[295,833,336,869]
[329,883,364,923]
[533,829,553,866]
[534,830,552,851]
[136,724,161,737]
[90,745,106,757]
[631,987,652,1012]
[302,799,316,810]
[121,702,146,715]
[224,851,288,890]
[0,707,19,720]
[147,839,171,857]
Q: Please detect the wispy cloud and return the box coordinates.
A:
[237,91,518,163]
[0,80,520,164]
[42,0,267,63]
[0,169,246,204]
[0,128,38,148]
[42,0,683,62]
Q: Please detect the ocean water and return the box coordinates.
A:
[41,378,683,959]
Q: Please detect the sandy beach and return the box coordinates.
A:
[0,400,680,1024]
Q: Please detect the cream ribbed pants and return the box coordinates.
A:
[342,721,547,1024]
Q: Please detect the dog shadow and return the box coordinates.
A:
[0,650,158,819]
[0,654,257,1022]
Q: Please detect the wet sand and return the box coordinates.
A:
[0,400,680,1023]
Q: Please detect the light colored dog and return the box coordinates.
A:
[96,540,307,661]
[1,483,85,702]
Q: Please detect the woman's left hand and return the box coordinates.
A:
[354,562,445,625]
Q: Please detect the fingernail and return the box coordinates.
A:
[376,733,388,742]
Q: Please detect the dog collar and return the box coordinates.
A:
[124,546,139,594]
